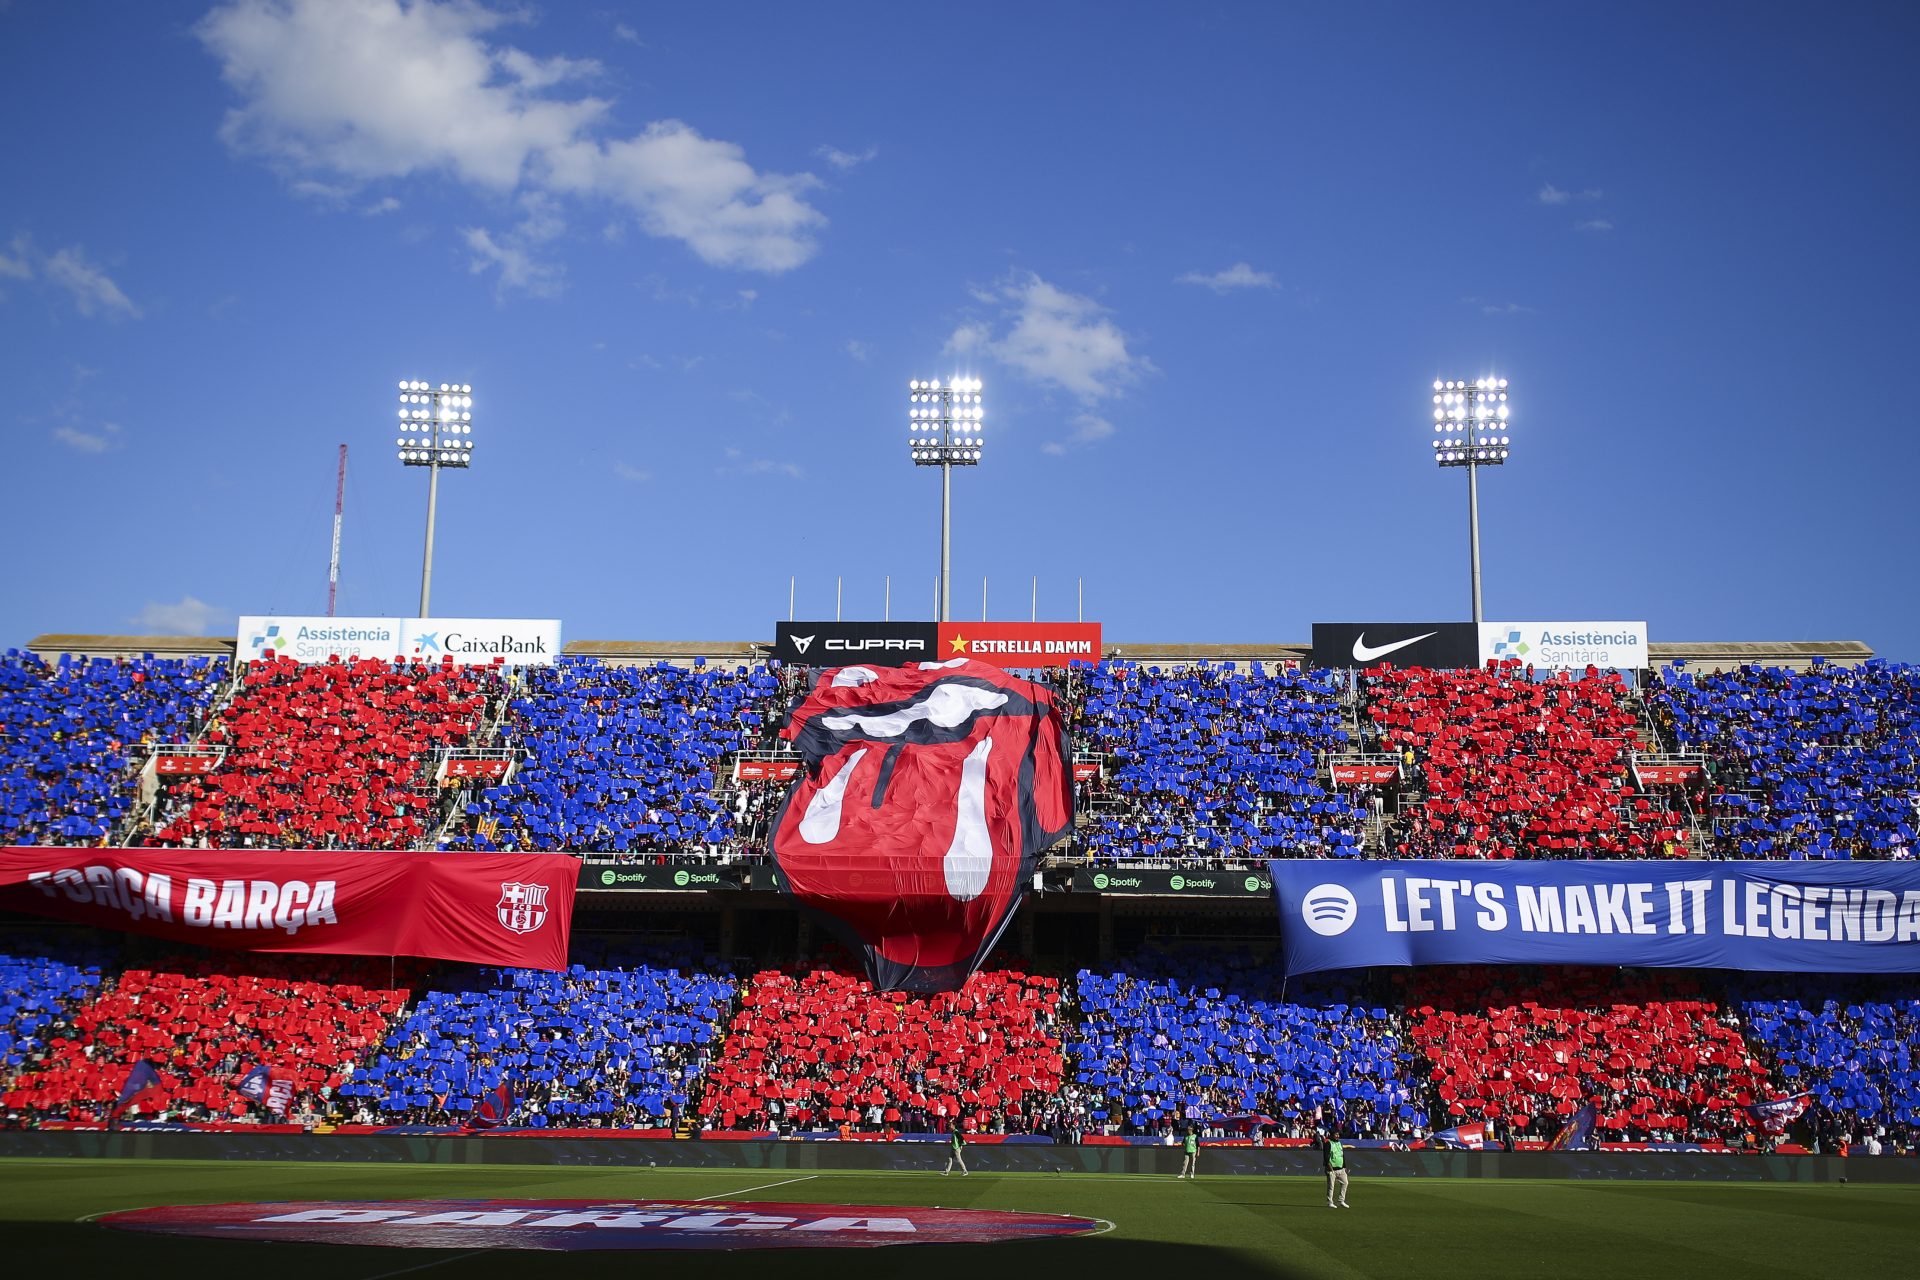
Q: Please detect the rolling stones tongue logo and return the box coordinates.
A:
[769,659,1073,993]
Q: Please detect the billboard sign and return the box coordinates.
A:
[237,617,560,666]
[1479,622,1649,671]
[1268,859,1920,978]
[773,621,937,667]
[1309,623,1480,670]
[935,622,1102,668]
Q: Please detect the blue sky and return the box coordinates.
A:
[3,1,1917,657]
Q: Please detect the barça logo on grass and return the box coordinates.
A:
[98,1199,1108,1251]
[495,882,549,934]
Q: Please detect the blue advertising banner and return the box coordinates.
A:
[1268,860,1920,977]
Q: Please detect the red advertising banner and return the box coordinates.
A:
[1330,764,1400,785]
[735,759,802,782]
[1638,765,1705,786]
[1072,760,1101,782]
[0,848,576,971]
[443,758,512,780]
[935,622,1102,668]
[154,755,219,776]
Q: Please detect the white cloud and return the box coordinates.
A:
[1044,412,1116,455]
[53,422,126,454]
[815,144,877,171]
[612,23,644,47]
[44,247,140,318]
[721,445,803,479]
[844,338,870,362]
[945,272,1150,402]
[362,195,401,215]
[132,596,227,636]
[1175,262,1278,293]
[613,461,650,482]
[1576,218,1614,232]
[461,226,563,297]
[1539,183,1604,205]
[0,234,32,280]
[1464,297,1535,316]
[197,0,824,273]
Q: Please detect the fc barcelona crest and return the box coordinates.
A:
[496,881,550,934]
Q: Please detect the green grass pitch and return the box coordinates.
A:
[0,1158,1914,1279]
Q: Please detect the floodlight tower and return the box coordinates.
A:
[395,379,475,618]
[908,376,985,622]
[1430,376,1512,626]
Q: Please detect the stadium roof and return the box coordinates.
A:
[23,633,1877,671]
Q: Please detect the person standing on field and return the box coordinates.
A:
[1321,1130,1349,1208]
[944,1125,969,1176]
[1178,1127,1198,1179]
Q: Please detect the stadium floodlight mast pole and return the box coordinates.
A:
[395,380,475,617]
[1431,376,1512,625]
[908,376,985,622]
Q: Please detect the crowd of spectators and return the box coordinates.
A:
[1,651,225,845]
[1403,966,1770,1144]
[1362,661,1689,859]
[447,659,784,856]
[697,967,1068,1135]
[1731,974,1920,1151]
[1072,662,1363,864]
[0,952,409,1125]
[1653,660,1919,859]
[1073,946,1422,1140]
[140,656,498,849]
[0,940,111,1072]
[346,940,734,1128]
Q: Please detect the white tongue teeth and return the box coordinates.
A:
[943,735,994,902]
[799,747,867,844]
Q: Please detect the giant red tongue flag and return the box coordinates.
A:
[769,658,1073,993]
[0,847,577,970]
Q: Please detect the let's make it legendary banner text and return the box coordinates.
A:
[1268,859,1920,977]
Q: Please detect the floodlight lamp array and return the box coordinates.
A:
[908,377,985,466]
[1431,376,1511,468]
[396,379,476,468]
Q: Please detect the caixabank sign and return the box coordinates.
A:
[238,616,560,666]
[1310,622,1479,670]
[1071,868,1273,896]
[773,622,936,666]
[577,862,740,891]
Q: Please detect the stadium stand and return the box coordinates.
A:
[1,953,410,1124]
[1073,662,1364,864]
[0,650,225,844]
[698,966,1067,1134]
[448,658,783,855]
[1073,946,1422,1139]
[1732,974,1920,1145]
[1653,660,1920,859]
[1362,661,1692,859]
[0,940,113,1072]
[1403,966,1770,1143]
[144,656,498,849]
[346,940,735,1128]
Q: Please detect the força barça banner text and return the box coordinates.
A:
[1268,859,1920,977]
[0,848,578,970]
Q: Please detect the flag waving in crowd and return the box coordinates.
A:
[1743,1092,1812,1135]
[234,1063,295,1117]
[107,1060,165,1129]
[1548,1101,1599,1152]
[1430,1121,1488,1150]
[464,1081,516,1132]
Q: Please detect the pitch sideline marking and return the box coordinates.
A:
[692,1174,819,1201]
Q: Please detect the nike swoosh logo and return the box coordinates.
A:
[1352,631,1437,663]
